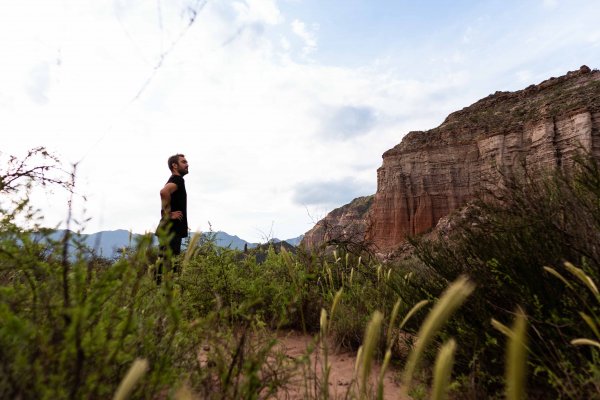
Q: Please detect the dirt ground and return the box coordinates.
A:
[275,331,410,399]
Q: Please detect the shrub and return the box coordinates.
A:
[409,156,600,398]
[0,220,198,398]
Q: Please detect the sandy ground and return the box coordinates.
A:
[275,331,411,399]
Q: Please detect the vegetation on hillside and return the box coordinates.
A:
[1,148,599,399]
[407,156,600,398]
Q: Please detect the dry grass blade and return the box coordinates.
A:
[579,312,600,339]
[280,245,294,269]
[354,345,363,377]
[401,276,475,395]
[399,299,429,330]
[327,267,334,291]
[563,261,600,299]
[543,267,574,290]
[377,349,392,400]
[319,308,331,399]
[183,231,202,267]
[320,308,328,338]
[360,311,383,397]
[431,339,457,400]
[330,288,343,322]
[506,308,528,400]
[491,318,513,338]
[386,299,402,347]
[571,338,600,350]
[113,358,149,400]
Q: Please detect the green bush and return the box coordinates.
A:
[0,200,296,398]
[409,156,600,398]
[0,218,199,398]
[8,148,600,398]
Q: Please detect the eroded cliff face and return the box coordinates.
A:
[303,66,600,254]
[301,196,373,251]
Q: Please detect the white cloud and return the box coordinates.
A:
[233,0,283,25]
[1,0,599,242]
[26,62,52,105]
[516,70,533,84]
[0,1,418,241]
[291,19,318,57]
[462,26,474,44]
[280,36,291,51]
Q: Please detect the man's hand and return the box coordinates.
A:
[170,211,183,220]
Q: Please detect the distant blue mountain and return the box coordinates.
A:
[45,229,137,258]
[45,229,303,258]
[210,231,257,250]
[282,234,304,246]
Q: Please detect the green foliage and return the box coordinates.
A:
[5,148,600,399]
[308,250,407,353]
[0,220,199,398]
[0,197,297,398]
[409,156,600,398]
[178,241,322,332]
[0,193,403,399]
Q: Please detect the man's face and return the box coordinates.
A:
[174,157,189,176]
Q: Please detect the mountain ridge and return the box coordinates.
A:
[45,229,304,257]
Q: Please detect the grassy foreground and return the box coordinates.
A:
[1,155,599,399]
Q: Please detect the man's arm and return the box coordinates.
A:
[160,182,183,221]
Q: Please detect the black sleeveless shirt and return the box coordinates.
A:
[162,175,188,238]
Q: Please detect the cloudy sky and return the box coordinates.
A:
[2,0,600,242]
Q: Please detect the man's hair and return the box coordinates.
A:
[167,154,185,171]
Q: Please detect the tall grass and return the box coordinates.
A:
[492,308,529,400]
[401,276,475,395]
[431,339,456,400]
[113,359,149,400]
[3,151,600,398]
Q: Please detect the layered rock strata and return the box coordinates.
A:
[301,195,373,251]
[303,66,600,254]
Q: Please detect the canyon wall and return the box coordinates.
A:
[303,66,600,254]
[301,195,373,251]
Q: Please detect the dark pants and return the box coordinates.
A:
[155,233,182,284]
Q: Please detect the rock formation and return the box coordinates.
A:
[301,195,373,252]
[302,66,600,255]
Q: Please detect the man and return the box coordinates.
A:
[155,153,189,283]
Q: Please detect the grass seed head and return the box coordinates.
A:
[360,311,383,395]
[113,358,149,400]
[401,276,475,394]
[506,308,528,400]
[431,339,457,400]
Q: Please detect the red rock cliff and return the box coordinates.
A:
[303,66,600,254]
[301,195,373,252]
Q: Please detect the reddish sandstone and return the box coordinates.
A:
[303,66,600,255]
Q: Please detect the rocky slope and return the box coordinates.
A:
[303,66,600,255]
[301,195,373,252]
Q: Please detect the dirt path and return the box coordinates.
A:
[276,331,410,399]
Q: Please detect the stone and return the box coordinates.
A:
[302,67,600,256]
[301,195,373,253]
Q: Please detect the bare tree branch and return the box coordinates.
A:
[0,147,72,195]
